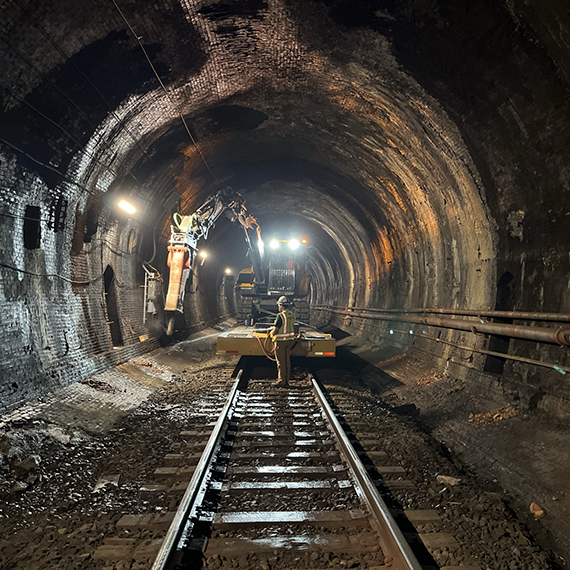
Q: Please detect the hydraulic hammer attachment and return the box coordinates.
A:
[165,215,193,312]
[164,188,263,314]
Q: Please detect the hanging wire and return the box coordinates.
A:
[0,10,167,289]
[110,0,222,189]
[0,137,96,197]
[7,0,159,171]
[1,85,143,186]
[143,223,159,264]
[0,261,107,285]
[2,0,223,205]
[0,2,225,286]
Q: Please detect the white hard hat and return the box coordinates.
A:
[277,296,289,305]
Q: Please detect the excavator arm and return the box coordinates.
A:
[164,188,264,312]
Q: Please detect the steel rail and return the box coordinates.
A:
[311,376,423,570]
[317,306,570,346]
[151,370,244,570]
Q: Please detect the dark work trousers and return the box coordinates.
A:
[274,339,296,383]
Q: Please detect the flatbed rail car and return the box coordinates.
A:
[216,324,336,357]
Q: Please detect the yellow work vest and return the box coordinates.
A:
[273,309,295,340]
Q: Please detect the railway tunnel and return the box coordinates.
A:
[1,0,570,568]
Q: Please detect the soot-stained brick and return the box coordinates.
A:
[130,126,191,182]
[206,105,269,133]
[198,0,269,21]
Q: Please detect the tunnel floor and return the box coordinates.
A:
[339,338,570,569]
[0,326,565,569]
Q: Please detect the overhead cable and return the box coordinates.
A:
[0,137,96,197]
[1,85,143,187]
[110,0,221,189]
[6,0,159,170]
[0,261,107,285]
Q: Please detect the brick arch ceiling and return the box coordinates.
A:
[1,0,569,318]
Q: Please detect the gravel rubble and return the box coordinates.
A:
[0,330,561,569]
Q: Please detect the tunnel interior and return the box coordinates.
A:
[1,0,570,565]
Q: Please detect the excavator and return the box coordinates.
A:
[164,187,311,325]
[234,237,311,325]
[162,187,335,357]
[163,187,262,314]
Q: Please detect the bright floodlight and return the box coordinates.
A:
[288,239,300,250]
[225,268,232,274]
[270,240,280,249]
[118,200,136,214]
[199,251,208,258]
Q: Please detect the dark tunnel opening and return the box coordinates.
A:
[103,265,124,347]
[484,271,516,375]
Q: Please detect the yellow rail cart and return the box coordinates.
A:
[217,324,336,357]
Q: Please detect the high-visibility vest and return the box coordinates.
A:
[273,308,295,340]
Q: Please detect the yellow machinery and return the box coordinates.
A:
[235,238,311,324]
[163,187,260,315]
[162,188,329,355]
[217,324,335,357]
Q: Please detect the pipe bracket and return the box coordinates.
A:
[554,328,570,346]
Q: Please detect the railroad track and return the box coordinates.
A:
[147,361,431,570]
[2,354,548,569]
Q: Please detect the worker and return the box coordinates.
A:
[271,296,296,386]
